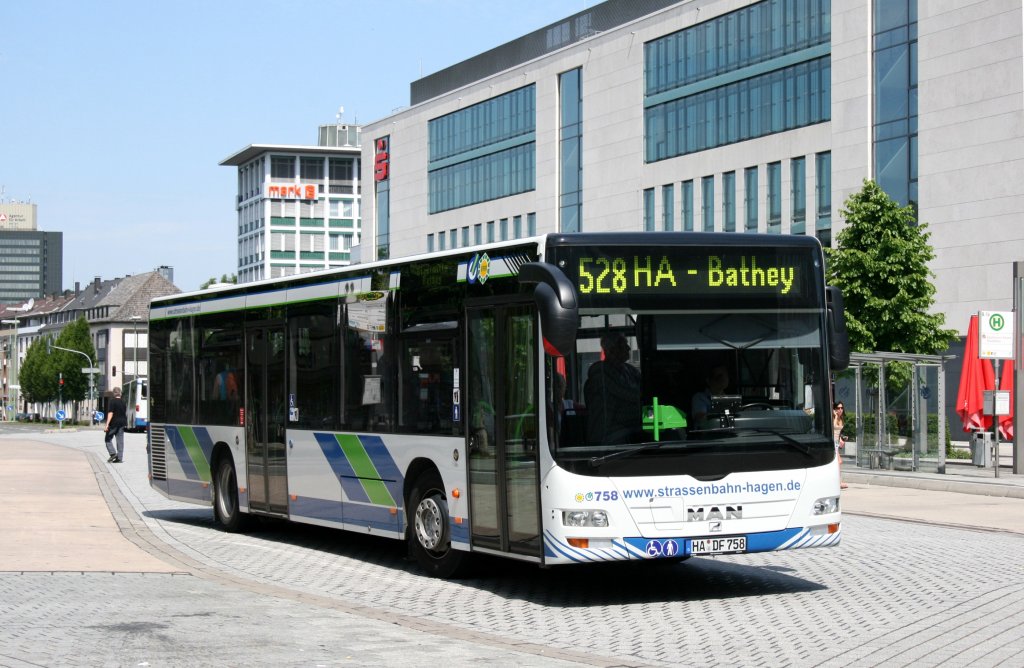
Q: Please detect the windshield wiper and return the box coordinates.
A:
[736,428,812,455]
[588,440,703,467]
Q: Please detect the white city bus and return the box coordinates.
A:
[125,377,149,432]
[147,233,849,577]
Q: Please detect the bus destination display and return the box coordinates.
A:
[565,247,812,303]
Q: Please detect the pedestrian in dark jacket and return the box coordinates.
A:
[105,387,128,463]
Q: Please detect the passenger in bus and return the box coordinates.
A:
[584,333,641,444]
[691,365,730,424]
[214,363,239,401]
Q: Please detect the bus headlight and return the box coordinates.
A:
[562,510,609,527]
[813,497,839,515]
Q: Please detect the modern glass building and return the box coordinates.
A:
[0,230,62,304]
[362,0,1024,336]
[221,125,362,283]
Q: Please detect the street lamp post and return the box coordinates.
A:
[130,315,142,387]
[2,319,19,421]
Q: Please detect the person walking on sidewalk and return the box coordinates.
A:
[105,387,128,463]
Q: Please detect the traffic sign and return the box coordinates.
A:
[979,310,1014,359]
[81,367,101,374]
[55,410,67,422]
[94,411,105,422]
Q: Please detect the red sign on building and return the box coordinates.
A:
[374,137,390,182]
[267,184,317,199]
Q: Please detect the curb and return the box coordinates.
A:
[843,470,1024,499]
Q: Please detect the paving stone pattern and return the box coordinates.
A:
[6,431,1024,667]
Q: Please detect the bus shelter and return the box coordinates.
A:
[834,352,954,474]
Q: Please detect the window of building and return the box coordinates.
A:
[662,184,674,231]
[487,221,495,243]
[329,199,355,218]
[722,172,736,232]
[645,0,831,95]
[767,161,782,233]
[513,216,522,239]
[643,0,831,163]
[439,231,446,251]
[473,224,482,245]
[816,151,832,246]
[376,144,390,260]
[874,0,917,209]
[791,157,806,234]
[500,218,508,241]
[745,166,759,232]
[682,180,694,231]
[300,157,324,181]
[462,226,470,246]
[428,86,537,213]
[271,156,293,180]
[329,158,353,181]
[643,188,655,232]
[701,176,714,232]
[427,233,435,253]
[527,212,536,236]
[559,68,583,232]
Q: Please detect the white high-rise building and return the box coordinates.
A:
[222,124,362,283]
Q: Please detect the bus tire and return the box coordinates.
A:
[408,469,467,578]
[213,456,249,532]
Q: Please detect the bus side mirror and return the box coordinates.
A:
[519,262,578,357]
[826,286,850,372]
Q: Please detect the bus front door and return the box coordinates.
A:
[466,302,541,558]
[245,326,289,516]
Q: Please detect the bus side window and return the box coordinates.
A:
[399,337,459,436]
[289,302,340,430]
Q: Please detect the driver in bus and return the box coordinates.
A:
[584,333,642,444]
[691,365,730,424]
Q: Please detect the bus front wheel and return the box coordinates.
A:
[408,470,467,578]
[213,457,248,532]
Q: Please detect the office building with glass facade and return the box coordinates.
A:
[221,125,362,283]
[362,0,1024,335]
[0,230,62,305]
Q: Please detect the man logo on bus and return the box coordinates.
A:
[687,505,743,521]
[468,253,491,285]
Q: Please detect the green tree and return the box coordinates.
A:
[826,180,957,386]
[200,274,237,290]
[19,336,56,406]
[51,318,98,413]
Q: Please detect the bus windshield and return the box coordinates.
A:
[548,308,833,476]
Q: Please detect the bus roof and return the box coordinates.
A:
[151,231,823,309]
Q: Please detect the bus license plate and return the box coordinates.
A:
[690,536,746,555]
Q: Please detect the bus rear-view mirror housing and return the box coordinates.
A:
[826,286,850,372]
[519,262,578,357]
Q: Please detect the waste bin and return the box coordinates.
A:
[971,431,993,467]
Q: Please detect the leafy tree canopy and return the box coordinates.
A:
[826,179,957,357]
[200,274,237,290]
[51,317,98,403]
[19,337,54,405]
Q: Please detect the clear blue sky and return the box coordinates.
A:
[1,0,588,292]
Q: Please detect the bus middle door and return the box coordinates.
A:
[245,325,289,516]
[466,301,541,559]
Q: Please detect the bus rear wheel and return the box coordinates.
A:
[213,456,248,532]
[408,470,467,578]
